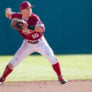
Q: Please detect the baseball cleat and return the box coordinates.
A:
[0,81,3,85]
[0,77,5,85]
[60,79,67,84]
[58,76,67,84]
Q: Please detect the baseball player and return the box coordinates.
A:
[0,1,67,84]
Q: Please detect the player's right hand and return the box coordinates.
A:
[5,8,12,19]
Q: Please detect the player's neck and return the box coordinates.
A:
[22,16,29,21]
[22,13,31,21]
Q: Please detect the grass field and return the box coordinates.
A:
[0,55,92,82]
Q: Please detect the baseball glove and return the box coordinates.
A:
[11,18,27,30]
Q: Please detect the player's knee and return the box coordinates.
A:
[48,56,58,64]
[8,63,15,69]
[51,59,58,64]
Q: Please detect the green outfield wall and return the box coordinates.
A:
[0,0,92,54]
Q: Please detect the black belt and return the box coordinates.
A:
[27,38,43,44]
[28,40,39,44]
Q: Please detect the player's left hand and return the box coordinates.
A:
[11,18,28,30]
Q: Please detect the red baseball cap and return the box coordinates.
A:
[20,1,34,10]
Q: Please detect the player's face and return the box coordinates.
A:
[21,8,32,18]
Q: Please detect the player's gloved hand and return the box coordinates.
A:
[11,18,28,30]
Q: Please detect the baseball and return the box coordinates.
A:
[6,8,12,14]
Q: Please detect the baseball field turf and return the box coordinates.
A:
[0,54,92,82]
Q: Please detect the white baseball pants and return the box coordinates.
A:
[10,36,58,68]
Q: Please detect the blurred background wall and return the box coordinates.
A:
[0,0,92,55]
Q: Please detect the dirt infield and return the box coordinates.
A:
[0,80,92,92]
